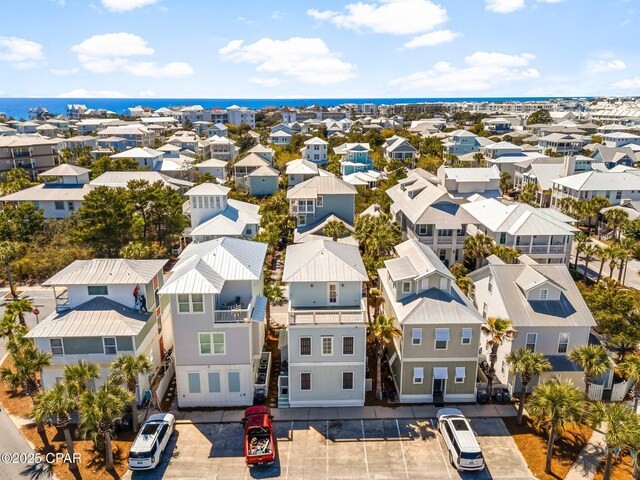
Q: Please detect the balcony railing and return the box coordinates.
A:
[288,299,366,325]
[214,303,251,323]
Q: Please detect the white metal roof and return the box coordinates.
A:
[283,239,368,283]
[43,259,167,286]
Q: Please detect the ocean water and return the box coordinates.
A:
[0,96,580,120]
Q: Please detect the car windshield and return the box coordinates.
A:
[129,450,152,459]
[451,419,470,431]
[141,423,160,435]
[461,452,483,460]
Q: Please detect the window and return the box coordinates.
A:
[178,294,204,313]
[300,337,311,356]
[54,201,65,210]
[482,302,488,319]
[50,338,64,355]
[488,275,493,294]
[103,337,117,355]
[616,191,622,200]
[413,367,424,384]
[208,372,221,393]
[342,336,354,355]
[455,367,466,383]
[321,336,333,356]
[435,328,450,350]
[187,372,201,394]
[298,214,306,226]
[462,328,473,345]
[328,283,338,304]
[316,195,323,207]
[87,285,108,296]
[558,332,570,354]
[342,371,354,390]
[539,289,548,300]
[499,232,507,245]
[402,282,411,293]
[412,328,422,345]
[228,371,240,393]
[300,372,311,391]
[245,226,252,235]
[417,224,428,235]
[525,333,537,351]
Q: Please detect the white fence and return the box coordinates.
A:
[588,383,604,401]
[154,362,175,403]
[611,380,633,402]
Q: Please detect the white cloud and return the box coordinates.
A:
[587,59,626,73]
[536,0,564,3]
[50,67,80,76]
[307,0,448,35]
[101,0,156,12]
[614,77,640,89]
[139,89,156,97]
[485,0,525,13]
[389,51,539,93]
[56,88,126,98]
[0,36,44,69]
[71,33,193,77]
[271,11,284,20]
[249,77,283,87]
[219,37,356,85]
[403,29,461,48]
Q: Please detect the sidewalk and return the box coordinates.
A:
[150,403,518,425]
[565,424,607,480]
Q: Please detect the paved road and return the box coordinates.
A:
[570,240,640,289]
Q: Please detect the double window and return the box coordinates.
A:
[199,332,226,355]
[178,294,204,313]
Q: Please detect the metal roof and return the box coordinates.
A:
[25,296,150,338]
[283,239,368,283]
[160,256,226,294]
[43,259,166,286]
[287,176,357,199]
[185,183,231,196]
[384,257,418,282]
[90,171,194,190]
[0,183,93,202]
[39,164,90,176]
[393,239,455,280]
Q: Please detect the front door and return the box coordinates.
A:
[433,378,446,395]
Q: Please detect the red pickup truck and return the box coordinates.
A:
[243,406,276,467]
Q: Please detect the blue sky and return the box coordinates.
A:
[0,0,639,98]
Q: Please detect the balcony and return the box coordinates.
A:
[437,236,453,245]
[288,299,366,325]
[214,301,252,323]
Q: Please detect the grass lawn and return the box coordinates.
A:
[504,416,593,480]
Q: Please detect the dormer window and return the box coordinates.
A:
[539,288,548,300]
[402,282,411,293]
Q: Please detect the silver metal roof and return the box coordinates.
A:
[283,239,368,283]
[43,259,167,286]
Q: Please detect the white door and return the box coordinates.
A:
[328,283,339,305]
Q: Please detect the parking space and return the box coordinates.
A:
[129,418,533,480]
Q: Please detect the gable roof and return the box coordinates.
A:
[283,239,368,282]
[287,176,357,199]
[185,183,231,196]
[286,158,319,175]
[40,164,90,177]
[43,259,167,286]
[234,153,270,168]
[110,147,163,159]
[553,170,640,191]
[393,239,455,280]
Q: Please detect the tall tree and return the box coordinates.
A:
[3,297,33,326]
[618,355,640,412]
[489,245,520,264]
[0,336,51,400]
[568,344,611,396]
[323,220,348,242]
[527,108,552,125]
[464,233,494,270]
[527,379,588,474]
[0,168,36,195]
[74,186,132,257]
[482,317,516,398]
[79,380,132,471]
[604,208,629,240]
[0,241,25,298]
[573,232,590,272]
[519,183,538,206]
[110,354,153,432]
[63,360,100,393]
[506,348,552,425]
[367,315,402,401]
[581,244,599,283]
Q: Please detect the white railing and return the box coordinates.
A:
[288,299,366,325]
[214,304,251,323]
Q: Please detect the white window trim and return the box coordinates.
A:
[402,281,411,293]
[300,336,312,356]
[50,338,64,355]
[178,293,205,314]
[342,371,354,390]
[103,337,117,355]
[328,283,338,304]
[461,328,473,345]
[87,285,108,296]
[316,195,323,207]
[300,372,312,391]
[198,332,226,356]
[455,367,466,384]
[321,336,333,356]
[540,288,549,300]
[342,336,355,356]
[413,367,424,384]
[557,332,570,354]
[187,371,201,394]
[434,328,450,351]
[412,328,422,345]
[526,332,537,351]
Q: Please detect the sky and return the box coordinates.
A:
[0,0,639,98]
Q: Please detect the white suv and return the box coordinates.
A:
[437,408,484,472]
[128,413,176,470]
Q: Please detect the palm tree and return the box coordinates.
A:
[79,380,132,470]
[63,360,100,393]
[3,297,34,326]
[506,348,552,425]
[559,197,576,216]
[0,241,24,299]
[527,379,588,474]
[0,337,51,400]
[615,237,637,284]
[573,232,590,271]
[605,208,629,240]
[263,278,284,335]
[581,244,599,283]
[489,245,520,264]
[568,344,611,397]
[464,233,494,270]
[31,381,80,471]
[596,246,610,283]
[110,354,153,432]
[482,317,516,398]
[587,196,610,233]
[367,315,402,401]
[606,245,624,279]
[590,402,640,480]
[619,355,640,412]
[323,220,348,242]
[0,313,28,341]
[367,288,383,323]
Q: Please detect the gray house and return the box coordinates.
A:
[469,255,598,393]
[159,237,268,407]
[287,176,357,227]
[280,240,369,407]
[26,259,169,402]
[379,239,483,403]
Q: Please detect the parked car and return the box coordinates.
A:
[128,413,176,471]
[243,406,275,467]
[436,408,484,472]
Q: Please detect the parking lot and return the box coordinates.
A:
[129,417,533,480]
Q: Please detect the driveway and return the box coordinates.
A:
[128,417,533,480]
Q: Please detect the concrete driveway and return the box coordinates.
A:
[128,417,533,480]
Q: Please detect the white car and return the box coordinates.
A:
[128,413,176,470]
[437,408,484,472]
